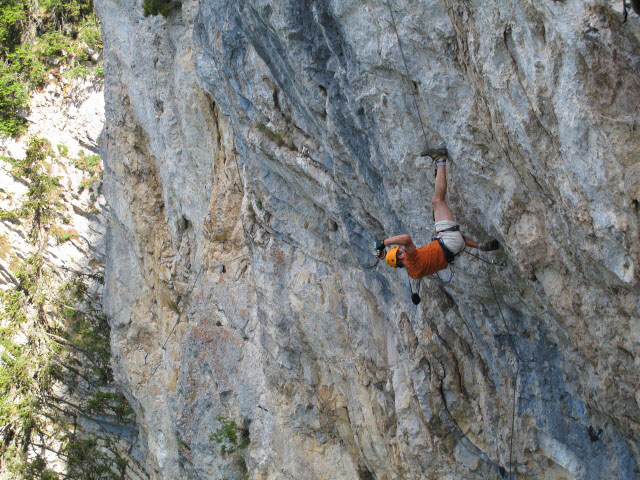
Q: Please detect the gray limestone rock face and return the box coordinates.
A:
[95,0,640,478]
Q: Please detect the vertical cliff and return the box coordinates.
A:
[96,0,640,478]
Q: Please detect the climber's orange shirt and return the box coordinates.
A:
[404,241,448,279]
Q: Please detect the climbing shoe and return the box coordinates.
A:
[419,147,449,177]
[479,239,500,251]
[420,147,448,159]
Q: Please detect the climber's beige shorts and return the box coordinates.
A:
[434,220,465,255]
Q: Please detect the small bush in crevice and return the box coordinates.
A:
[210,416,250,456]
[72,151,101,175]
[56,144,69,158]
[256,122,296,151]
[50,225,78,244]
[143,0,180,17]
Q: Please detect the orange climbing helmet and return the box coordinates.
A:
[385,247,400,268]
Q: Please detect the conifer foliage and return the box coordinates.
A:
[0,142,137,478]
[143,0,180,17]
[0,0,102,137]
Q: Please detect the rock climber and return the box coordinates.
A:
[375,154,499,280]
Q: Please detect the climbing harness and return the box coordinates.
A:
[435,223,460,234]
[433,225,465,264]
[432,225,464,284]
[436,239,458,265]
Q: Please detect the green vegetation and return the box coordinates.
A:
[0,207,20,223]
[63,437,113,479]
[78,176,97,193]
[0,138,131,478]
[0,234,10,258]
[256,122,296,150]
[72,151,101,174]
[73,150,102,193]
[210,416,250,456]
[168,299,180,314]
[0,0,102,137]
[0,2,128,475]
[0,255,57,477]
[2,138,104,246]
[50,225,78,243]
[7,136,61,241]
[0,251,132,477]
[86,391,134,422]
[143,0,181,17]
[56,144,69,158]
[15,138,59,222]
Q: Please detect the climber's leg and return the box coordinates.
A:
[432,162,454,222]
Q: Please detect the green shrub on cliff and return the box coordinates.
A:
[0,0,29,56]
[210,416,251,456]
[0,73,29,136]
[0,0,102,137]
[38,0,93,27]
[0,252,132,477]
[72,150,101,175]
[143,0,181,17]
[9,136,61,239]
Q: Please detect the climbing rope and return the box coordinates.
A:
[450,250,524,477]
[386,0,456,285]
[487,267,519,480]
[460,250,529,478]
[365,2,429,273]
[369,2,435,275]
[384,0,430,147]
[464,250,506,267]
[485,265,536,480]
[364,257,380,269]
[383,3,528,476]
[435,267,454,284]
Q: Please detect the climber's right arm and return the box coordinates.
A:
[382,234,417,255]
